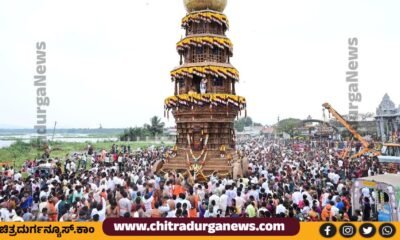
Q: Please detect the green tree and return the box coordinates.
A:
[120,129,129,141]
[276,118,302,137]
[119,127,150,141]
[245,117,253,126]
[234,117,254,132]
[145,116,165,137]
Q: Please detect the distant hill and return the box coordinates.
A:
[0,124,25,129]
[0,128,125,136]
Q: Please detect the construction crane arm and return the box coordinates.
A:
[322,103,371,149]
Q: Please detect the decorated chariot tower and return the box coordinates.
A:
[161,0,247,180]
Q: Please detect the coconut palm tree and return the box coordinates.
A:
[145,116,165,137]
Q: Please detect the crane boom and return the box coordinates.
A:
[322,103,375,159]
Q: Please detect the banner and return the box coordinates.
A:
[0,221,398,240]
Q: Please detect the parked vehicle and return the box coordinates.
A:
[378,143,400,173]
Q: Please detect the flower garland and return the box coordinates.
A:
[177,36,233,53]
[171,65,239,81]
[186,153,207,168]
[182,10,229,29]
[164,93,246,112]
[188,163,207,181]
[186,133,209,163]
[190,148,204,162]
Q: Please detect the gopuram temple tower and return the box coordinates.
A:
[161,0,247,180]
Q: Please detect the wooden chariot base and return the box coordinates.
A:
[155,148,248,182]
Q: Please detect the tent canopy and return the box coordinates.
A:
[358,174,400,188]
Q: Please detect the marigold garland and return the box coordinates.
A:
[171,65,239,81]
[164,93,246,111]
[177,36,233,53]
[182,11,229,29]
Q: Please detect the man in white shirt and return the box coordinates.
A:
[176,193,192,209]
[330,202,339,216]
[321,189,330,207]
[338,159,343,168]
[105,155,110,165]
[292,189,302,205]
[70,161,76,172]
[118,192,131,217]
[91,196,106,221]
[219,190,228,216]
[13,171,22,181]
[39,187,50,200]
[226,185,237,207]
[107,177,115,191]
[196,185,205,201]
[332,173,340,185]
[337,181,345,194]
[132,174,139,184]
[276,200,287,216]
[0,207,11,222]
[209,190,220,208]
[250,176,258,185]
[260,168,268,179]
[257,202,269,217]
[113,176,123,187]
[328,170,334,182]
[248,185,259,202]
[261,178,270,193]
[235,192,245,212]
[144,193,154,213]
[15,181,24,192]
[362,187,371,198]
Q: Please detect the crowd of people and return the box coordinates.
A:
[0,138,397,222]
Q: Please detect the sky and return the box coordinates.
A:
[0,0,399,129]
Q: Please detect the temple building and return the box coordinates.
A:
[376,94,400,142]
[160,0,247,180]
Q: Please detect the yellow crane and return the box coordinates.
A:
[322,103,380,159]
